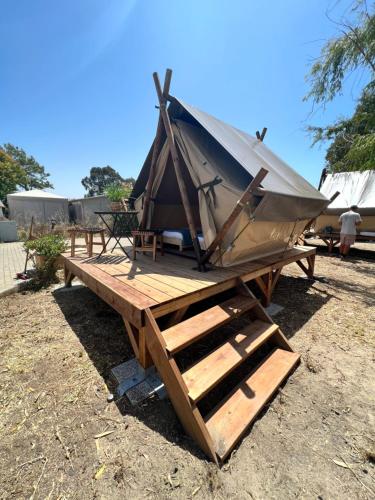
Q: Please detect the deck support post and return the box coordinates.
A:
[254,266,283,307]
[200,168,268,266]
[138,326,154,369]
[124,318,153,369]
[296,253,316,279]
[64,264,74,287]
[153,70,204,271]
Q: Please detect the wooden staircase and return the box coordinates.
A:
[145,281,300,463]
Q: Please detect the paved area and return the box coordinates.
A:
[0,242,30,296]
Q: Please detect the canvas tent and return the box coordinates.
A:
[133,70,330,268]
[315,170,375,232]
[7,189,69,226]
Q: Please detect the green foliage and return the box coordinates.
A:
[305,2,375,106]
[305,2,375,173]
[1,143,53,192]
[308,83,375,172]
[81,166,125,196]
[24,234,67,289]
[105,183,129,202]
[24,234,67,259]
[0,149,27,203]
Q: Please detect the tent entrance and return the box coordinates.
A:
[150,152,201,231]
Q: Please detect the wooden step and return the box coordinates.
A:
[163,295,258,354]
[183,320,278,403]
[205,348,300,460]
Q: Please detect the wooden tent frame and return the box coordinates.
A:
[141,68,267,272]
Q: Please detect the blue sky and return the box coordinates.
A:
[0,0,370,198]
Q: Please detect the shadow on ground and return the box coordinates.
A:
[53,286,207,461]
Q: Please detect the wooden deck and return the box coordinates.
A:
[63,245,315,364]
[63,246,315,320]
[62,245,314,461]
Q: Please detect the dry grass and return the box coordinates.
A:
[0,248,374,499]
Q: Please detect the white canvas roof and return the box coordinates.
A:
[171,98,327,202]
[7,189,67,200]
[320,170,375,210]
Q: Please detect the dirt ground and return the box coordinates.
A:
[0,244,374,499]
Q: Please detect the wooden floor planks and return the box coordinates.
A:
[62,246,316,315]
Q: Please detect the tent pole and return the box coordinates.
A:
[140,71,172,229]
[153,70,203,271]
[200,168,268,266]
[256,127,267,141]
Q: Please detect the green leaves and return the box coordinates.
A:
[305,1,375,174]
[305,3,375,106]
[81,166,125,196]
[24,234,67,258]
[310,83,375,172]
[0,144,53,203]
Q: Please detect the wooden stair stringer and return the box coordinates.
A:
[144,308,218,464]
[237,279,294,352]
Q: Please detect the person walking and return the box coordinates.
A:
[338,205,362,258]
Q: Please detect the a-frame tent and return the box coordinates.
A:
[315,169,375,232]
[132,69,329,269]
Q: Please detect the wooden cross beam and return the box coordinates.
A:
[153,70,203,270]
[140,70,172,229]
[200,168,268,266]
[256,127,267,141]
[303,190,340,233]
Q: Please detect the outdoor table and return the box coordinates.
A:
[94,211,139,258]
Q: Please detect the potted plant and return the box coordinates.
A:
[105,183,128,211]
[24,233,67,271]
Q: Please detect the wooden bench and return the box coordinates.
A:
[68,227,106,257]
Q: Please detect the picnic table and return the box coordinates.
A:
[95,211,139,258]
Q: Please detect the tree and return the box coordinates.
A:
[0,150,27,202]
[81,166,125,196]
[305,1,375,173]
[2,143,53,190]
[309,82,375,172]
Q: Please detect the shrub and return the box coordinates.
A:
[24,234,67,289]
[105,183,128,202]
[24,233,67,260]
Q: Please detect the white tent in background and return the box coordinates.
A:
[315,170,375,233]
[7,189,69,226]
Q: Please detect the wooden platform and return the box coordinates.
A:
[314,231,375,253]
[62,245,314,462]
[63,245,315,324]
[63,245,315,365]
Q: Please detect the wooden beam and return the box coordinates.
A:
[140,70,172,229]
[200,168,268,265]
[153,70,203,270]
[255,127,267,141]
[303,190,340,233]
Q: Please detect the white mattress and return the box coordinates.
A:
[161,230,207,250]
[162,230,185,239]
[360,231,375,237]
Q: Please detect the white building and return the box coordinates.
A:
[7,189,69,227]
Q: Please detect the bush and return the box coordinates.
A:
[24,233,67,259]
[105,183,129,202]
[24,234,67,289]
